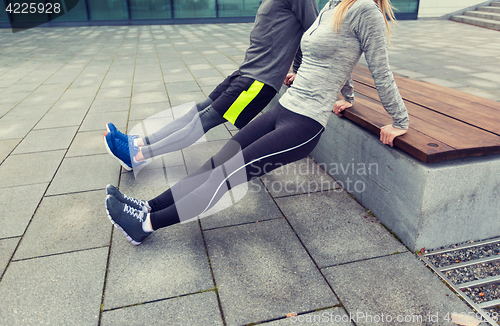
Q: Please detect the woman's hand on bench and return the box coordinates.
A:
[380,125,407,147]
[333,100,353,116]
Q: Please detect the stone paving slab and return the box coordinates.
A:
[80,110,129,132]
[182,140,226,174]
[134,72,164,82]
[21,92,62,107]
[0,104,52,122]
[164,164,189,186]
[0,104,14,117]
[50,97,95,111]
[34,108,88,130]
[101,291,223,326]
[200,179,282,230]
[66,130,109,157]
[169,91,208,106]
[0,183,48,238]
[204,218,338,326]
[0,118,40,140]
[0,138,20,162]
[0,92,31,106]
[322,252,474,326]
[132,81,166,94]
[14,190,112,260]
[46,154,119,196]
[104,221,213,310]
[276,190,407,268]
[129,102,171,121]
[261,157,340,198]
[261,307,354,326]
[205,124,232,141]
[0,237,19,277]
[118,167,171,201]
[95,87,132,101]
[89,98,131,113]
[60,86,100,100]
[0,150,65,188]
[96,78,129,90]
[0,248,108,326]
[12,125,78,155]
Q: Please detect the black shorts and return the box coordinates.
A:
[209,71,276,129]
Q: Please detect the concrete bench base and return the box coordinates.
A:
[310,115,500,251]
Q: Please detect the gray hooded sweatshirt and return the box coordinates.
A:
[279,0,409,130]
[239,0,319,92]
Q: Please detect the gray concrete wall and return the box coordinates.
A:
[310,115,500,251]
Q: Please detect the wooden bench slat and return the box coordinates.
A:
[336,65,500,163]
[354,96,500,160]
[344,101,456,163]
[354,74,500,136]
[353,82,500,152]
[353,65,500,112]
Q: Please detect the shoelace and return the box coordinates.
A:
[115,136,130,153]
[123,193,147,208]
[123,204,145,222]
[115,137,140,157]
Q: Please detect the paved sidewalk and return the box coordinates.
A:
[0,20,499,325]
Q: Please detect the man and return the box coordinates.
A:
[104,0,319,171]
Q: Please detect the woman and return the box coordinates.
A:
[105,0,409,245]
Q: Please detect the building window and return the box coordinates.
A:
[86,0,129,20]
[130,0,172,19]
[218,0,261,17]
[173,0,216,18]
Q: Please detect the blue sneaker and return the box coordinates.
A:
[106,122,139,144]
[104,129,143,171]
[105,195,152,245]
[106,184,150,213]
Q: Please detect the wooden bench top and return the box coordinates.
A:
[345,65,500,163]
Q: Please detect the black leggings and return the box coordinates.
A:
[148,103,324,229]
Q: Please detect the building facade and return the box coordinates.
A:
[1,0,420,27]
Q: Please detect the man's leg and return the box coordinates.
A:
[142,97,213,146]
[139,104,227,159]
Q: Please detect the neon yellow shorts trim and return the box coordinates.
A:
[223,80,265,124]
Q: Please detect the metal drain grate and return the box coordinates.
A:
[419,237,500,326]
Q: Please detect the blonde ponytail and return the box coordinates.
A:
[332,0,397,40]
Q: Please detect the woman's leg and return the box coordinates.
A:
[147,105,282,212]
[149,104,324,229]
[105,104,282,244]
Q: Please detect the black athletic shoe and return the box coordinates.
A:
[106,184,150,213]
[105,195,152,245]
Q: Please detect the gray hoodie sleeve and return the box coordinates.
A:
[353,7,409,130]
[291,0,320,32]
